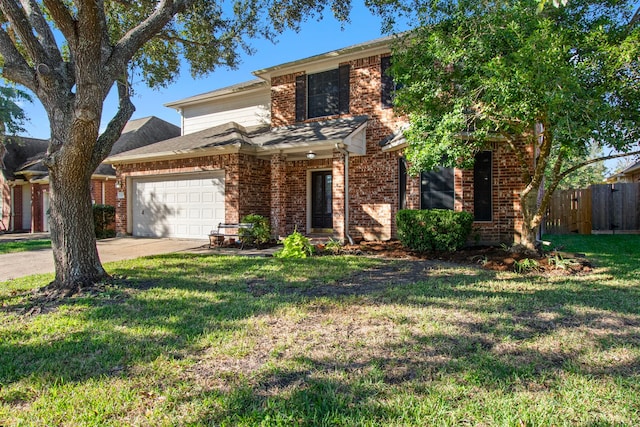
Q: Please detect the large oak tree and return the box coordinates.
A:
[391,0,640,251]
[0,0,354,292]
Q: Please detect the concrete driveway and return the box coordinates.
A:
[0,236,210,281]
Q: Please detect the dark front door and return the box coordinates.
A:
[311,171,333,229]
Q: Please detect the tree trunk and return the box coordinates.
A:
[516,185,542,255]
[46,118,108,292]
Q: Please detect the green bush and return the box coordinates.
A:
[396,209,473,252]
[239,214,272,248]
[274,230,314,258]
[93,204,116,239]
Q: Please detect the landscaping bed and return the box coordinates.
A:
[341,240,593,274]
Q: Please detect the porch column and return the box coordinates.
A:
[270,153,287,239]
[332,149,346,242]
[114,171,127,236]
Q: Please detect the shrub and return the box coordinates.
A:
[323,237,343,254]
[274,230,314,258]
[239,214,272,248]
[396,209,473,252]
[93,204,116,239]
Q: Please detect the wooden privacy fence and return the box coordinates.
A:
[545,188,592,234]
[544,183,640,235]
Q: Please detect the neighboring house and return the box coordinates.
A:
[107,36,532,244]
[0,116,180,233]
[607,160,640,183]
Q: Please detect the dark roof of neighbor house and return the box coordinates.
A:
[0,137,50,180]
[109,116,181,156]
[3,116,180,180]
[92,116,181,177]
[107,116,370,161]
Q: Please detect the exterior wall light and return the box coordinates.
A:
[306,151,316,160]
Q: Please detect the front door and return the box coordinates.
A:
[311,171,333,230]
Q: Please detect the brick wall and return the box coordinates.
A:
[269,54,405,241]
[0,178,9,231]
[12,185,23,231]
[114,153,270,236]
[268,52,531,244]
[113,51,531,244]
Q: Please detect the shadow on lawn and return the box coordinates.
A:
[1,251,639,422]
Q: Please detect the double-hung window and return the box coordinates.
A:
[421,167,455,210]
[295,65,350,122]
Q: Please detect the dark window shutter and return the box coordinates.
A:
[295,74,306,122]
[338,64,350,114]
[473,151,492,221]
[421,167,454,210]
[381,56,393,109]
[399,157,408,210]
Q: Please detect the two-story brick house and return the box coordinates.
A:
[107,36,531,244]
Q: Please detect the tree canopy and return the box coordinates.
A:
[391,0,640,248]
[0,83,30,136]
[0,0,356,290]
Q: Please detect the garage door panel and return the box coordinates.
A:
[132,172,225,238]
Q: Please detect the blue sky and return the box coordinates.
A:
[20,3,403,139]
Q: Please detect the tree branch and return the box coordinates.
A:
[630,5,640,27]
[0,0,49,65]
[556,150,640,183]
[19,0,63,66]
[91,78,135,171]
[42,0,78,48]
[525,123,553,196]
[0,27,37,90]
[108,0,193,74]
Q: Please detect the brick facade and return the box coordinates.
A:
[266,52,531,244]
[115,154,271,236]
[112,47,531,244]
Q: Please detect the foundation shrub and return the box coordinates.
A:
[239,214,272,248]
[396,209,473,252]
[93,204,116,239]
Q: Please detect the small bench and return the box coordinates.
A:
[208,222,254,249]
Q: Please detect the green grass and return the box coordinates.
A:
[1,236,639,426]
[0,239,51,255]
[0,239,51,254]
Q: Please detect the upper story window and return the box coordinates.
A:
[381,55,397,109]
[296,64,350,122]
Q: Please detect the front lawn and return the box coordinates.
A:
[1,236,639,425]
[0,239,51,254]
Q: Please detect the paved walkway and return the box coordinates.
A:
[0,235,212,281]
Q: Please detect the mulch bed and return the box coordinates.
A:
[335,240,592,275]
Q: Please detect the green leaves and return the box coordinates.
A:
[393,0,640,176]
[0,84,31,136]
[390,0,640,246]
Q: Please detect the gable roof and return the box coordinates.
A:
[164,79,267,109]
[253,35,397,80]
[110,116,180,156]
[106,116,370,163]
[165,34,400,110]
[1,116,180,181]
[0,137,50,180]
[622,160,640,174]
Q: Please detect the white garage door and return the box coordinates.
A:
[132,173,225,238]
